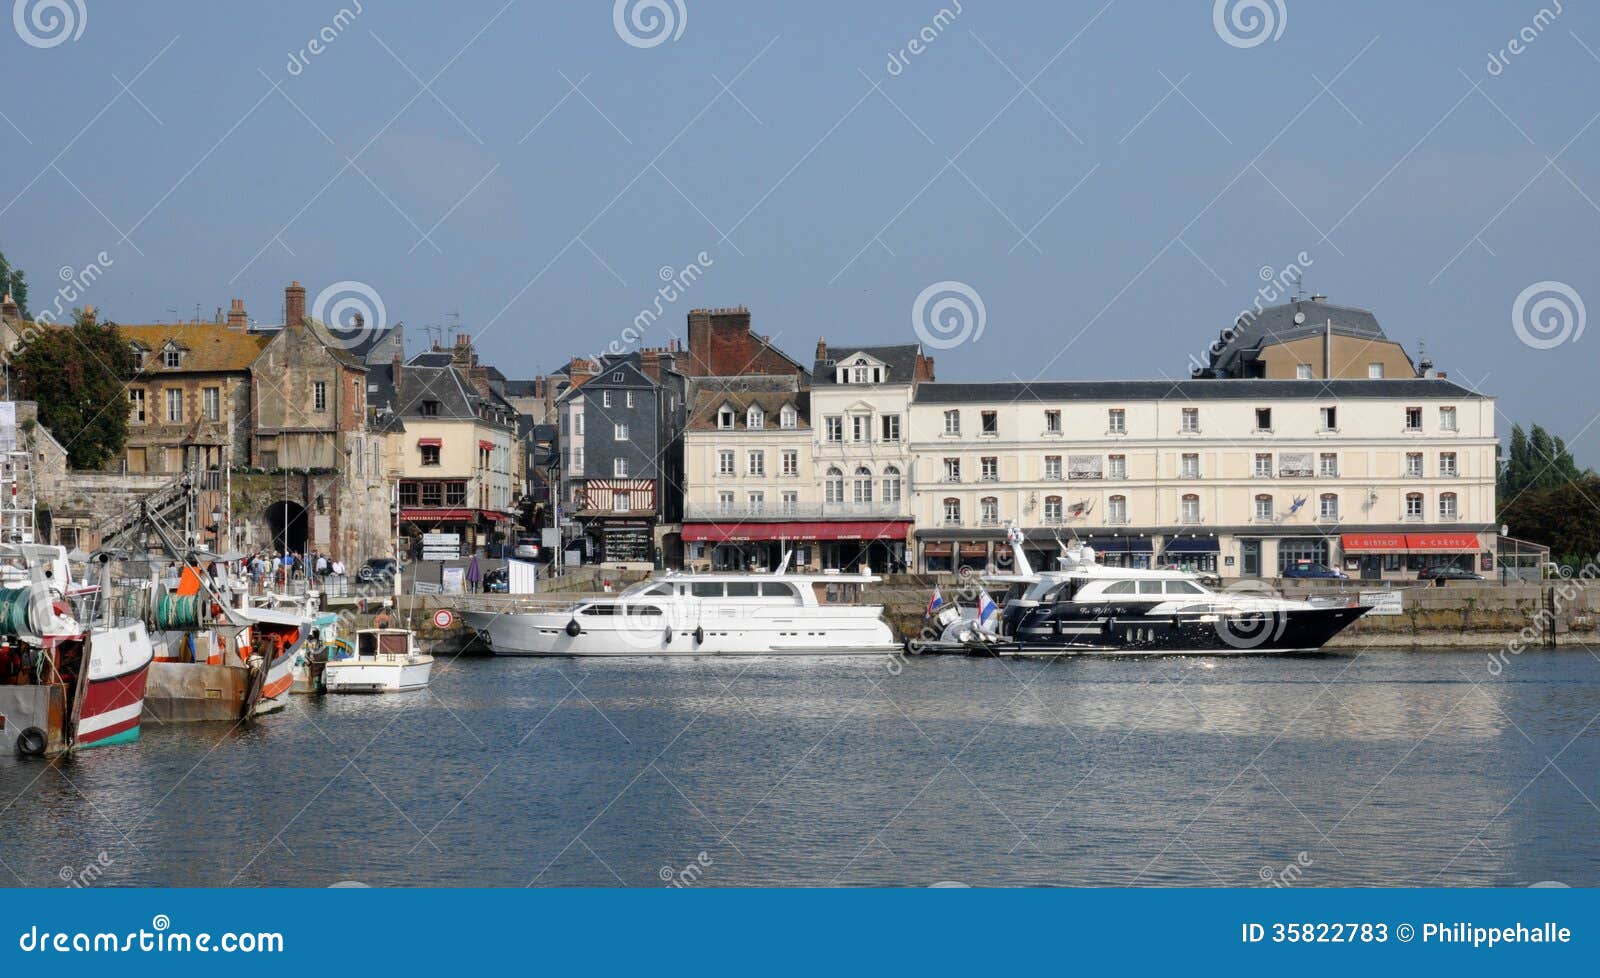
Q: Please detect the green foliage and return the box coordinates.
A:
[0,249,28,317]
[12,311,135,469]
[1499,423,1584,500]
[1500,474,1600,567]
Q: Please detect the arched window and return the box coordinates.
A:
[1405,492,1424,519]
[825,467,844,505]
[853,466,873,504]
[1254,494,1273,522]
[942,497,961,526]
[1180,493,1200,523]
[1319,493,1338,519]
[780,404,797,428]
[980,497,999,525]
[1439,492,1458,519]
[1108,495,1128,524]
[1043,495,1063,524]
[881,465,902,503]
[747,405,764,429]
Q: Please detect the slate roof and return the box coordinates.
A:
[913,378,1486,403]
[812,343,922,385]
[1205,298,1400,375]
[686,389,809,431]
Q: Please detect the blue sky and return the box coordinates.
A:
[3,0,1597,461]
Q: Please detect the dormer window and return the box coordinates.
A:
[747,405,764,429]
[129,344,147,370]
[780,404,797,429]
[162,344,182,369]
[612,371,624,382]
[717,405,735,429]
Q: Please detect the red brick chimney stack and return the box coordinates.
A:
[227,298,247,329]
[0,293,17,321]
[284,281,306,330]
[640,348,662,381]
[568,357,596,388]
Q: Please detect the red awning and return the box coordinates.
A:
[401,508,474,521]
[682,520,910,543]
[417,438,442,447]
[480,511,510,522]
[1341,532,1408,553]
[1406,532,1480,552]
[478,440,494,451]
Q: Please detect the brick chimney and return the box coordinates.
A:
[451,332,474,367]
[568,357,596,389]
[640,348,662,381]
[815,337,827,362]
[284,281,306,330]
[914,351,936,382]
[227,298,247,329]
[2,293,20,321]
[391,351,403,399]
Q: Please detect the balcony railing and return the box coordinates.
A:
[685,502,910,520]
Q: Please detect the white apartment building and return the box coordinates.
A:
[905,378,1495,579]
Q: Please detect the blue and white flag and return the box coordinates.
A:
[926,588,944,617]
[977,589,998,628]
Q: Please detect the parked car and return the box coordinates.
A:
[482,568,509,593]
[1419,565,1483,584]
[357,557,398,583]
[513,536,540,561]
[1281,562,1348,580]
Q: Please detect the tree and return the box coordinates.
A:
[1500,474,1600,567]
[1499,422,1584,500]
[12,311,134,469]
[0,249,28,318]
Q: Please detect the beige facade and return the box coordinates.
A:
[1257,333,1416,380]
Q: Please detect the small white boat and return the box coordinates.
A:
[322,627,432,693]
[458,561,899,657]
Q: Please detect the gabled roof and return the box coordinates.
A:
[116,323,272,373]
[686,389,808,431]
[813,344,922,385]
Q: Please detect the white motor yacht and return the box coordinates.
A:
[458,562,898,657]
[322,627,433,693]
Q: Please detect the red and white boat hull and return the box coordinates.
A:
[75,622,155,750]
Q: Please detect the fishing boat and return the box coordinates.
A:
[0,546,155,756]
[923,528,1368,657]
[322,627,432,693]
[458,557,899,656]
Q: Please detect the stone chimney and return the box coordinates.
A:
[815,337,827,362]
[284,281,306,330]
[391,351,403,397]
[451,332,474,367]
[568,356,596,389]
[3,293,20,321]
[227,298,247,329]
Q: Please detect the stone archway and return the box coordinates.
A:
[265,499,308,553]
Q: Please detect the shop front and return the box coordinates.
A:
[400,507,517,556]
[1084,535,1154,569]
[582,517,656,567]
[1340,531,1484,579]
[1160,534,1220,574]
[681,520,910,573]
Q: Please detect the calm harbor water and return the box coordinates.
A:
[2,648,1596,887]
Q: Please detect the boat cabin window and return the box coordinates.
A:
[581,604,618,615]
[725,581,760,597]
[1103,580,1137,595]
[1003,582,1029,603]
[643,583,673,596]
[621,604,663,617]
[1138,581,1164,595]
[760,582,799,599]
[691,582,724,598]
[1042,580,1080,603]
[377,632,408,653]
[1165,580,1205,595]
[359,632,377,655]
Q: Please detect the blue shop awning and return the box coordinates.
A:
[1162,537,1220,554]
[1085,536,1153,553]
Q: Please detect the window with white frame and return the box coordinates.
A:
[853,466,873,503]
[1108,408,1126,433]
[1405,492,1424,519]
[1406,452,1423,478]
[718,491,735,513]
[1369,363,1385,379]
[1044,455,1063,480]
[1296,364,1313,379]
[943,410,960,435]
[312,382,326,413]
[747,450,765,476]
[943,458,961,483]
[1108,495,1128,524]
[747,405,764,429]
[204,386,221,421]
[1043,496,1063,524]
[747,491,764,513]
[1254,453,1273,478]
[1439,492,1458,519]
[980,411,998,436]
[1320,406,1337,431]
[718,450,734,476]
[881,414,900,442]
[943,498,961,526]
[781,450,798,477]
[1319,493,1339,519]
[614,422,628,441]
[825,467,844,504]
[626,391,634,408]
[781,491,798,514]
[780,404,797,428]
[166,388,182,422]
[1319,453,1338,478]
[881,466,902,503]
[1439,452,1457,477]
[1255,494,1273,522]
[163,345,181,368]
[614,458,629,478]
[603,390,612,408]
[981,457,998,482]
[614,490,632,512]
[1405,406,1422,430]
[1255,407,1272,431]
[1181,407,1199,433]
[1045,409,1062,434]
[852,415,870,442]
[825,416,843,442]
[1180,494,1201,523]
[1108,455,1127,480]
[717,405,734,429]
[1180,453,1200,479]
[980,497,999,525]
[1440,406,1457,431]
